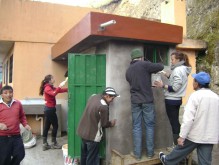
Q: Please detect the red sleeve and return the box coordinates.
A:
[44,86,62,97]
[59,88,68,93]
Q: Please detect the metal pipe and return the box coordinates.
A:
[99,20,116,31]
[36,115,43,136]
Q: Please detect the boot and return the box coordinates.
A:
[51,137,62,149]
[42,137,51,151]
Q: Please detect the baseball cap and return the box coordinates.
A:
[103,87,120,97]
[192,72,211,85]
[131,49,144,60]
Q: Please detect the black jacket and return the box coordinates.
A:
[126,60,164,104]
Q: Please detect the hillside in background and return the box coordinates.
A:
[97,0,219,93]
[186,0,219,93]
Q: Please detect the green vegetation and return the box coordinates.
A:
[187,1,219,73]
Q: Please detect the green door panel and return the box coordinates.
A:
[68,53,106,158]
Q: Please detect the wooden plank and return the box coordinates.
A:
[111,148,167,165]
[111,149,124,165]
[112,148,193,165]
[111,148,192,165]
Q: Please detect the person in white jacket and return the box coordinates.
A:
[155,51,192,146]
[159,71,219,165]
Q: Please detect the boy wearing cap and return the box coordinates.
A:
[77,87,119,165]
[126,48,164,160]
[159,72,219,165]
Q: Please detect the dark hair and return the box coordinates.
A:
[194,79,210,88]
[0,85,13,94]
[39,75,52,95]
[171,51,191,67]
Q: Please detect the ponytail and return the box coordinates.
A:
[39,74,52,96]
[183,53,191,67]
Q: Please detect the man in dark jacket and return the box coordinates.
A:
[77,87,119,165]
[126,48,164,160]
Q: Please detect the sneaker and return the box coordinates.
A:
[51,142,62,149]
[147,154,154,159]
[42,143,51,151]
[130,152,141,161]
[159,152,166,165]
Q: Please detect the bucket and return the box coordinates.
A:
[62,144,73,165]
[62,144,79,165]
[62,144,68,158]
[151,73,161,87]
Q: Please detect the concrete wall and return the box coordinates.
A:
[95,41,173,163]
[0,0,99,99]
[161,0,187,37]
[12,42,68,134]
[0,0,99,43]
[0,0,99,133]
[13,42,68,99]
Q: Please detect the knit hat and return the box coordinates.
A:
[131,49,144,60]
[103,87,120,97]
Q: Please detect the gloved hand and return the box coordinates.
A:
[159,70,171,78]
[59,81,66,87]
[159,70,166,74]
[0,123,8,130]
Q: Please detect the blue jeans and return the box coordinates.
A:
[165,139,213,165]
[80,139,99,165]
[131,103,155,158]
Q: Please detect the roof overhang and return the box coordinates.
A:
[52,12,183,60]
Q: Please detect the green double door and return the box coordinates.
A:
[68,53,106,159]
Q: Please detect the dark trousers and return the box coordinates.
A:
[43,106,58,138]
[0,135,25,165]
[166,139,213,165]
[165,102,181,135]
[80,139,99,165]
